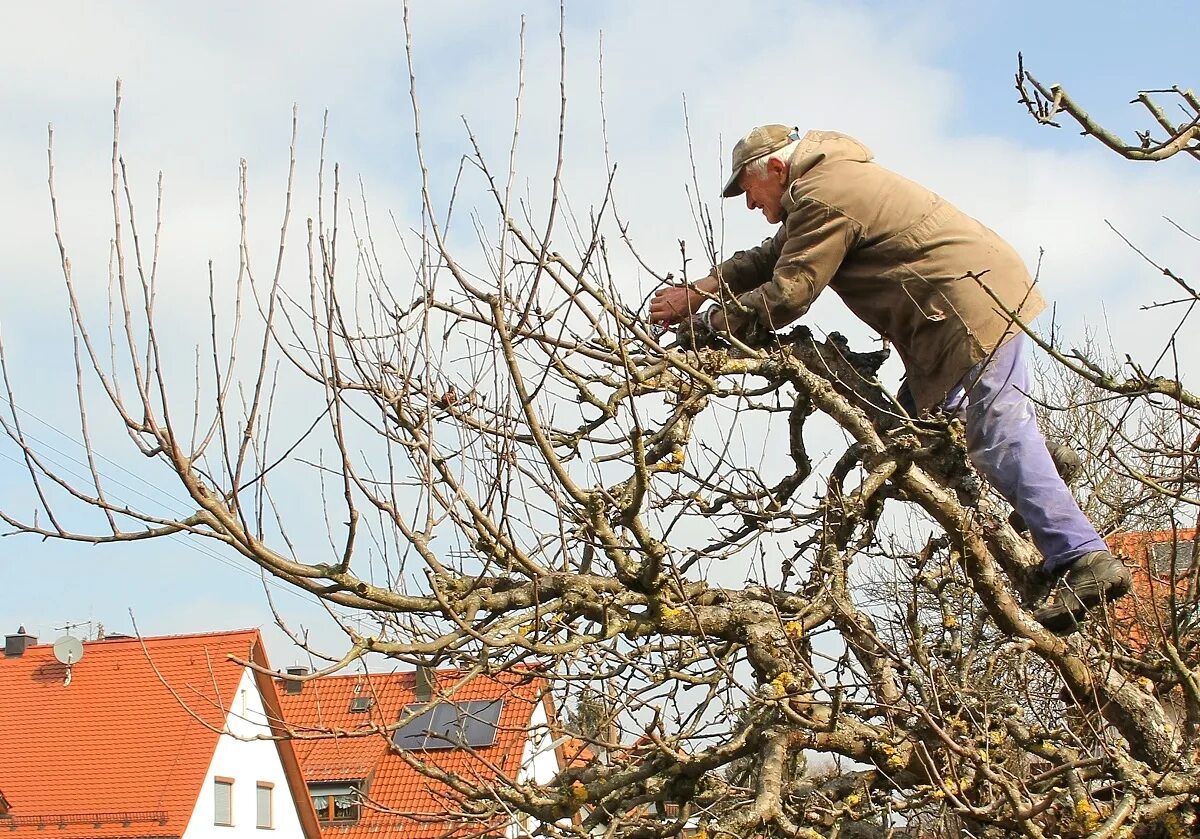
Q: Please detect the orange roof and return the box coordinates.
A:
[0,629,316,839]
[1107,529,1199,651]
[277,667,550,839]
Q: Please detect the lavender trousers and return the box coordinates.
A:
[904,335,1106,572]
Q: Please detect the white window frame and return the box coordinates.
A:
[256,782,274,830]
[214,777,234,827]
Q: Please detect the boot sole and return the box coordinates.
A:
[1034,577,1131,635]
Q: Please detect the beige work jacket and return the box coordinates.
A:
[713,130,1046,410]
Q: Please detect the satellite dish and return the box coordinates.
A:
[53,635,84,666]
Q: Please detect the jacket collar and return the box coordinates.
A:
[780,130,875,217]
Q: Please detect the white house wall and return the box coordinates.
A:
[182,669,306,839]
[510,699,563,838]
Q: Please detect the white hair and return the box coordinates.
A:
[743,139,801,178]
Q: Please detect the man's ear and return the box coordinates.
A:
[767,156,789,180]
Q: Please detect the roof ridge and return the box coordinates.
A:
[84,628,261,645]
[11,628,264,651]
[278,670,414,682]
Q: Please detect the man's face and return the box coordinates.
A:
[739,159,789,224]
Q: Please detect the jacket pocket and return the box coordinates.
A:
[899,273,950,324]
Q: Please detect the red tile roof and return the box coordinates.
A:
[1107,529,1199,651]
[0,629,317,839]
[276,667,551,839]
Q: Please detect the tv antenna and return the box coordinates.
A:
[53,634,85,687]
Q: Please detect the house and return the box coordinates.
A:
[1107,529,1198,653]
[276,666,569,839]
[0,628,321,839]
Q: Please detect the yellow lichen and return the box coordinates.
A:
[877,743,905,771]
[942,614,959,629]
[940,779,963,795]
[1074,799,1101,832]
[844,792,862,807]
[659,605,683,620]
[784,621,804,639]
[1165,812,1192,839]
[771,671,797,693]
[651,449,687,473]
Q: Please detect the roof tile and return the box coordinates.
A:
[277,668,548,839]
[1107,529,1199,652]
[0,630,259,839]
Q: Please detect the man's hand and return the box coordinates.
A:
[649,284,707,326]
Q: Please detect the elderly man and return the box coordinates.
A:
[649,125,1129,634]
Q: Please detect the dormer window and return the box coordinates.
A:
[348,696,373,713]
[309,782,363,823]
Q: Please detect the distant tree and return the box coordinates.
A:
[566,687,614,748]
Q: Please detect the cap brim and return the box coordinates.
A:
[722,167,744,198]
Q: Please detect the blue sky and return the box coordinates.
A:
[1,1,1196,665]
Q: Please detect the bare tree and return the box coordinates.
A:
[3,21,1200,839]
[1032,337,1195,536]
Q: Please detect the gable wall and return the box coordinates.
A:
[510,698,563,837]
[182,669,306,839]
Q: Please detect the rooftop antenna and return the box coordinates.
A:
[53,634,85,686]
[52,620,92,641]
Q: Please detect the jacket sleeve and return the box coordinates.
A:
[712,229,786,295]
[716,199,859,335]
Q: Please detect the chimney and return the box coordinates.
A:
[414,665,434,703]
[284,665,308,695]
[4,627,37,658]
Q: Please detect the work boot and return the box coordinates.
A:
[1016,563,1056,609]
[1034,550,1132,635]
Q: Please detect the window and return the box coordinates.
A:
[214,778,234,827]
[256,783,273,829]
[309,782,362,823]
[391,700,505,751]
[1151,541,1196,574]
[348,696,373,713]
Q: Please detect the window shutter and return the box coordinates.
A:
[214,779,233,826]
[256,784,273,829]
